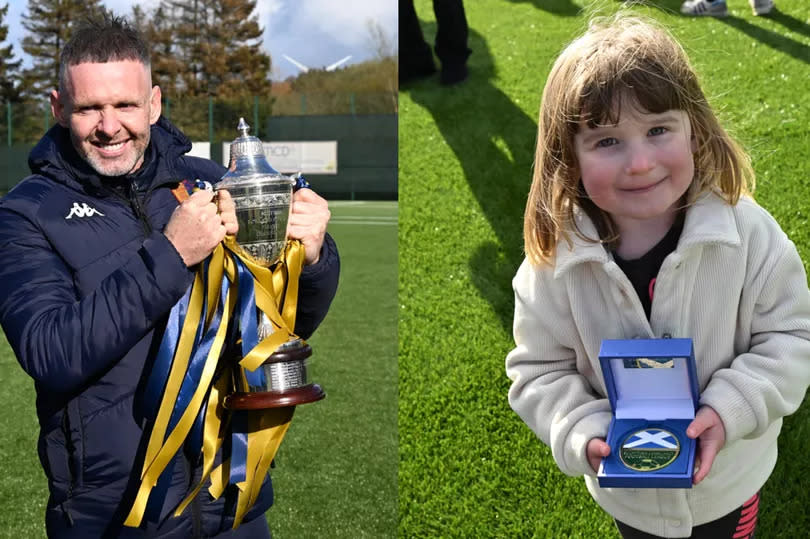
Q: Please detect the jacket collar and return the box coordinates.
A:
[553,192,742,278]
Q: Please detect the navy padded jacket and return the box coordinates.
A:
[0,117,340,538]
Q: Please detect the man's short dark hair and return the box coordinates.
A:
[59,12,151,92]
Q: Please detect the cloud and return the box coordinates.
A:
[5,1,397,80]
[263,1,397,79]
[295,0,397,50]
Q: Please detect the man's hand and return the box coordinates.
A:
[687,405,726,485]
[164,190,228,266]
[587,437,611,473]
[287,188,330,265]
[216,189,239,236]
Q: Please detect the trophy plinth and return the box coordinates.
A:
[224,339,325,410]
[217,118,325,410]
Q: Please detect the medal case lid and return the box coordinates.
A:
[599,338,699,421]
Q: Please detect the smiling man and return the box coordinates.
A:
[0,13,339,539]
[52,58,161,178]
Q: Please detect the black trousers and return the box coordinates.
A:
[616,491,759,539]
[399,0,470,74]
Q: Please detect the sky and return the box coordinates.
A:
[6,0,398,81]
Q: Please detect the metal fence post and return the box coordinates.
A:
[208,96,214,147]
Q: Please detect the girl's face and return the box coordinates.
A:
[573,100,696,235]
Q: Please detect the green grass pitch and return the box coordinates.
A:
[399,0,810,537]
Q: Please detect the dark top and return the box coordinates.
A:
[613,216,684,320]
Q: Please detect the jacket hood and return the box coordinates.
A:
[27,116,193,193]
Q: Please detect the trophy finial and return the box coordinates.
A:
[237,117,250,137]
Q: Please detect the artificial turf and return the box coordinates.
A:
[399,0,810,536]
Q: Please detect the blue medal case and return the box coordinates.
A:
[597,338,699,488]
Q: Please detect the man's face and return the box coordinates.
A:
[51,60,162,177]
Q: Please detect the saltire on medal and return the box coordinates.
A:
[622,429,678,450]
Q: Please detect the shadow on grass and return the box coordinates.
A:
[403,24,537,331]
[644,1,810,65]
[767,7,810,39]
[717,11,810,65]
[503,0,582,17]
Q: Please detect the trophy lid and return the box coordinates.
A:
[218,118,286,188]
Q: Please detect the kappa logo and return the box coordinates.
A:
[65,202,105,219]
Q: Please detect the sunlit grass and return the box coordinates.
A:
[399,0,810,536]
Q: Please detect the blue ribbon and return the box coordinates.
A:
[293,173,310,191]
[143,288,190,420]
[230,411,249,484]
[171,274,230,445]
[140,283,193,523]
[140,247,272,513]
[141,259,227,519]
[234,256,265,388]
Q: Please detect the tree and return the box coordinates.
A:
[19,0,105,100]
[201,0,272,97]
[0,2,22,102]
[366,18,396,61]
[133,3,185,98]
[157,0,209,96]
[153,0,272,98]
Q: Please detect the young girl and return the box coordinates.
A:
[505,14,810,538]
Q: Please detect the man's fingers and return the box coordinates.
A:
[216,188,233,202]
[216,189,236,211]
[290,201,329,217]
[293,186,326,205]
[187,189,215,205]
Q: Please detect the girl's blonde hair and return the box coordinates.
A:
[524,14,754,266]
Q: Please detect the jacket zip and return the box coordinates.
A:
[128,179,153,236]
[185,455,203,538]
[60,408,76,526]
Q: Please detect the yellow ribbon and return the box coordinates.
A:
[124,239,306,529]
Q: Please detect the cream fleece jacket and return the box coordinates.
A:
[506,193,810,537]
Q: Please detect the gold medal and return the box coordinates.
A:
[619,427,680,472]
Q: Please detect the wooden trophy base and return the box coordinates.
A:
[224,384,325,410]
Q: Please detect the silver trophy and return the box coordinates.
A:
[217,118,325,410]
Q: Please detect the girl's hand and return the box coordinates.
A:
[686,405,726,485]
[587,438,611,473]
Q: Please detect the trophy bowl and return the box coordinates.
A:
[217,118,325,410]
[218,118,293,267]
